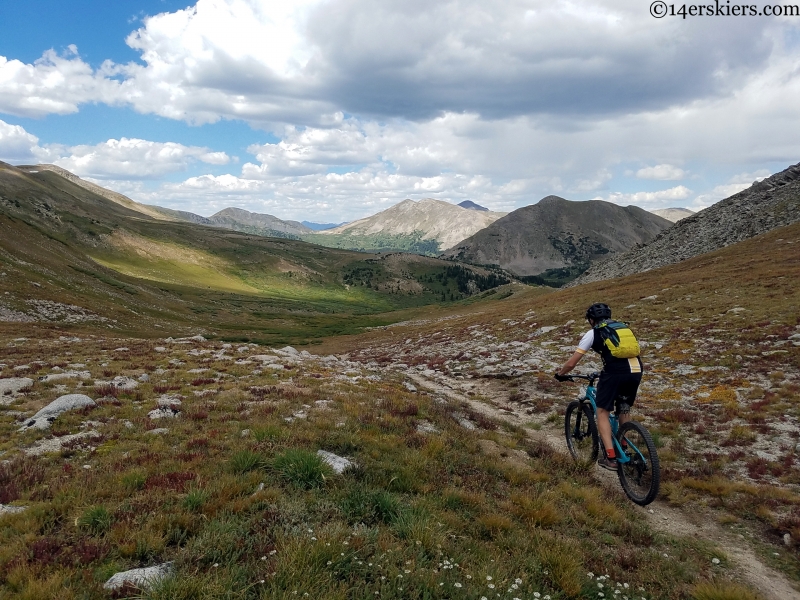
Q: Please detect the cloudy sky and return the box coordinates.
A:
[1,0,798,222]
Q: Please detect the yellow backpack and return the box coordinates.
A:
[594,320,640,359]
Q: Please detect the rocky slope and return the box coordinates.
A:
[571,161,800,286]
[318,198,506,251]
[650,207,694,222]
[442,196,671,281]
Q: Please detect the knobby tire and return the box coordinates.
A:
[564,401,599,464]
[616,421,660,506]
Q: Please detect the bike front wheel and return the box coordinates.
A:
[616,421,660,506]
[564,401,599,464]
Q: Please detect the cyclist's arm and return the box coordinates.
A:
[556,351,584,376]
[556,330,592,376]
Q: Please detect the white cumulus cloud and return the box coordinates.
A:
[53,138,230,179]
[635,164,686,180]
[0,120,42,163]
[602,185,692,208]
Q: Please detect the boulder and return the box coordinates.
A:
[103,563,173,591]
[21,394,96,430]
[317,450,354,474]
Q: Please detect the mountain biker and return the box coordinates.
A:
[555,303,643,470]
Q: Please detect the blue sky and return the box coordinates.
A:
[1,0,798,221]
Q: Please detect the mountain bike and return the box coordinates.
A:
[556,372,660,506]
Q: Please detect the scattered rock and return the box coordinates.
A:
[25,430,101,456]
[146,428,169,435]
[0,377,33,400]
[0,504,26,515]
[103,563,173,591]
[404,382,418,393]
[317,450,354,474]
[39,371,90,383]
[21,394,96,430]
[416,420,440,434]
[156,395,182,408]
[138,373,150,383]
[95,376,138,391]
[251,355,279,363]
[148,407,181,419]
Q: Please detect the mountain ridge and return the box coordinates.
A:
[570,161,800,286]
[442,195,671,283]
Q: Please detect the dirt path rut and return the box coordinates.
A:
[406,372,800,600]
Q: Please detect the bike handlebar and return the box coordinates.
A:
[554,372,600,384]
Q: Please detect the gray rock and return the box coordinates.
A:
[0,504,26,515]
[138,373,150,383]
[317,450,354,474]
[0,377,33,399]
[25,430,101,455]
[148,407,180,419]
[404,382,418,393]
[276,346,299,356]
[103,563,173,591]
[21,394,96,430]
[156,394,182,408]
[39,371,90,383]
[251,355,279,363]
[416,420,440,434]
[146,428,169,435]
[95,376,138,391]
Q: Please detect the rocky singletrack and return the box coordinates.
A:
[406,370,800,600]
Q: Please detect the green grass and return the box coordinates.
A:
[273,448,332,489]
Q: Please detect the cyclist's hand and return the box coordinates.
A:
[554,372,571,382]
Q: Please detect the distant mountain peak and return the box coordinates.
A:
[649,207,694,223]
[457,200,489,211]
[442,196,671,283]
[319,197,506,250]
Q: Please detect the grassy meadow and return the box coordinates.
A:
[0,334,736,600]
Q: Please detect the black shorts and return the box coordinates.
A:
[595,371,642,412]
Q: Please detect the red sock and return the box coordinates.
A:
[606,448,616,459]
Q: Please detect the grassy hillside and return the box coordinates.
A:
[0,163,509,345]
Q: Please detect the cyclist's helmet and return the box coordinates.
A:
[585,302,611,321]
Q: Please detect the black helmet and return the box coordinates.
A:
[585,303,611,321]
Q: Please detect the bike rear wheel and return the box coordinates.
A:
[564,401,599,464]
[616,421,660,506]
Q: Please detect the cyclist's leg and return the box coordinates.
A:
[616,375,642,428]
[596,407,614,450]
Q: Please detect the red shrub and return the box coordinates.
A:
[145,472,196,492]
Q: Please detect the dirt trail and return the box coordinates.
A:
[406,372,800,600]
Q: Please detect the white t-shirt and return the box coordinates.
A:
[576,330,594,354]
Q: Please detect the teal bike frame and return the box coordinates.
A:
[583,381,645,466]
